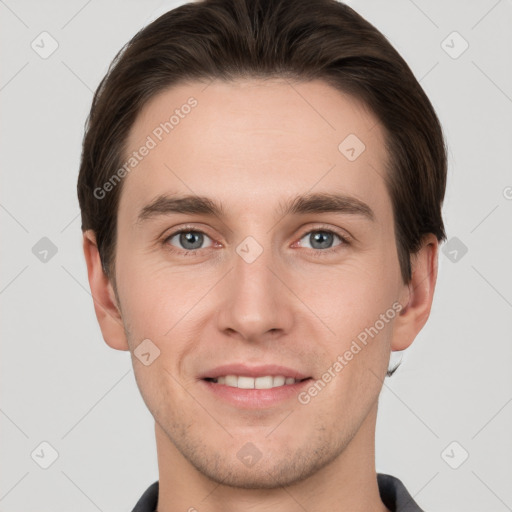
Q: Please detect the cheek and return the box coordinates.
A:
[305,256,399,397]
[115,250,198,334]
[306,258,398,335]
[316,312,394,420]
[115,255,215,379]
[118,275,170,335]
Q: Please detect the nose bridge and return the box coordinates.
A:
[217,233,292,339]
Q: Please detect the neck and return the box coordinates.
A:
[155,402,389,512]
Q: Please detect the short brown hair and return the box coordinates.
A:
[77,0,447,284]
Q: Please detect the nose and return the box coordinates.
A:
[216,240,294,343]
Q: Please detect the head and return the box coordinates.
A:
[79,0,446,490]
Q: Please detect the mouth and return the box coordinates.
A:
[203,375,311,389]
[199,365,313,408]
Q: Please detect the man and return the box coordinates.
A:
[78,0,446,510]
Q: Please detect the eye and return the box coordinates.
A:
[165,229,214,252]
[162,226,349,256]
[297,229,348,251]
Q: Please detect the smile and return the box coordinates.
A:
[204,375,309,389]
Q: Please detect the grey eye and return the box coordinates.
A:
[168,231,213,251]
[299,231,342,250]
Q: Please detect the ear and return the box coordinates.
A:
[391,233,439,351]
[82,230,129,351]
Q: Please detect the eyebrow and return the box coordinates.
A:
[136,192,375,224]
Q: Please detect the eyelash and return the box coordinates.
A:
[161,225,351,258]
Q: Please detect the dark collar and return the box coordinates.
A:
[132,473,424,512]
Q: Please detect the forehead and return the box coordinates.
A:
[120,78,391,224]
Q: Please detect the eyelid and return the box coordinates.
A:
[294,223,353,248]
[161,223,352,254]
[162,225,217,251]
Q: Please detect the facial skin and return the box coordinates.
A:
[83,78,438,512]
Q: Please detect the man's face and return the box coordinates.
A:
[113,78,408,487]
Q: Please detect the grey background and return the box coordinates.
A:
[1,0,511,511]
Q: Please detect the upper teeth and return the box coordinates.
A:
[212,375,300,389]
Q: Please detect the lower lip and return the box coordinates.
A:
[200,379,312,408]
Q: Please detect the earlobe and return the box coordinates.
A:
[82,230,129,351]
[391,234,439,351]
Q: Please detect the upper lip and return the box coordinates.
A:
[199,364,311,380]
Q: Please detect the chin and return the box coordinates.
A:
[176,433,344,490]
